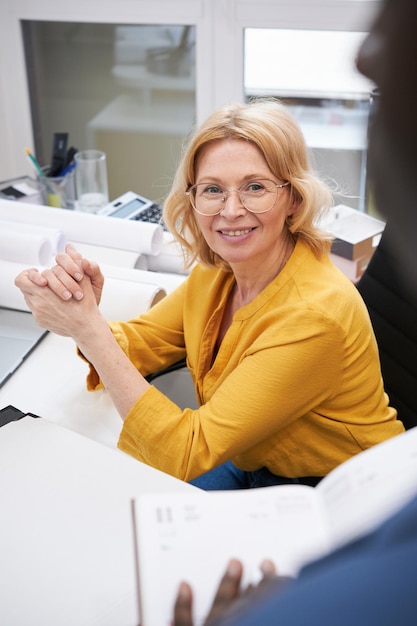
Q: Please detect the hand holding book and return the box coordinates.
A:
[173,558,293,626]
[133,426,417,625]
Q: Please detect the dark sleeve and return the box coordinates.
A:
[213,494,417,626]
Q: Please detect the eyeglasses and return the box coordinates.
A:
[185,179,290,216]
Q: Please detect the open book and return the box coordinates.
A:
[133,426,417,626]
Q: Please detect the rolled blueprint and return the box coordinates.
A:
[99,263,186,294]
[0,261,30,311]
[0,222,57,266]
[70,242,149,270]
[145,231,189,275]
[100,278,166,321]
[0,198,163,256]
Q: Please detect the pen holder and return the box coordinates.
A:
[37,169,76,210]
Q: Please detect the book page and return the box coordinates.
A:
[318,427,417,548]
[134,485,330,626]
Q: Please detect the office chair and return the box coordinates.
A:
[145,358,198,409]
[145,358,187,383]
[356,225,417,430]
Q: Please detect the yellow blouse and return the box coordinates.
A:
[85,239,404,481]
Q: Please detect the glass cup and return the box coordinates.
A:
[37,169,76,210]
[74,149,109,213]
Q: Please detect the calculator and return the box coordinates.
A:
[98,191,165,228]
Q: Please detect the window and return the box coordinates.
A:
[244,28,374,211]
[21,21,196,204]
[0,0,380,212]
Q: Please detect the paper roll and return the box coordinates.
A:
[0,198,163,255]
[71,242,148,270]
[0,219,67,264]
[145,231,189,275]
[99,278,166,320]
[0,220,67,254]
[0,261,31,311]
[0,224,53,266]
[100,264,186,294]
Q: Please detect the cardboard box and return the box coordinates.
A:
[329,251,372,283]
[321,205,385,260]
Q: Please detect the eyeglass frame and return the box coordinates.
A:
[185,179,290,216]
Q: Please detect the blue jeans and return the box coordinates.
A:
[189,460,321,490]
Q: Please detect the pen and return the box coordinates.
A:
[25,147,45,179]
[25,147,57,201]
[59,161,76,177]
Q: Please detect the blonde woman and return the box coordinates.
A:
[16,99,403,489]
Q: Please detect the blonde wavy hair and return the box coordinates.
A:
[163,98,334,271]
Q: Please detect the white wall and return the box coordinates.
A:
[0,0,379,182]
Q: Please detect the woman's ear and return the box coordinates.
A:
[287,195,300,217]
[285,194,300,231]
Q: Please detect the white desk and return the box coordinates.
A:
[0,199,200,623]
[0,332,198,626]
[0,332,123,446]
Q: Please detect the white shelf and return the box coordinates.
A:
[112,63,195,93]
[87,93,195,137]
[288,105,368,151]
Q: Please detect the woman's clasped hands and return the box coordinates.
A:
[14,243,105,341]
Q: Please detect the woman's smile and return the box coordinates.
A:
[194,138,295,274]
[218,227,256,237]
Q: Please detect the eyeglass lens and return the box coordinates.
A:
[189,179,287,215]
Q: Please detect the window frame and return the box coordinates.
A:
[0,0,379,180]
